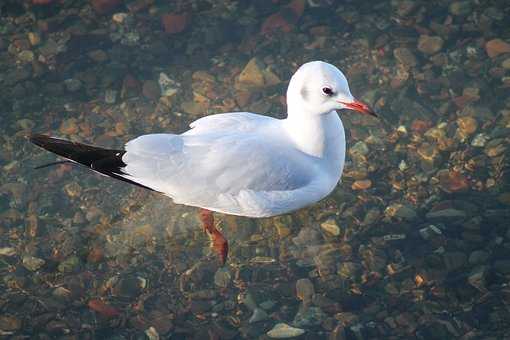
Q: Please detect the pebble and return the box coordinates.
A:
[449,1,472,16]
[22,255,45,271]
[457,116,478,136]
[88,49,109,62]
[384,203,417,221]
[260,300,276,310]
[0,247,16,256]
[293,306,326,327]
[337,261,361,279]
[161,13,189,34]
[502,58,510,69]
[352,179,372,190]
[0,315,22,331]
[59,118,79,135]
[484,139,506,157]
[158,72,179,97]
[267,323,305,339]
[249,308,269,323]
[239,292,258,311]
[419,225,442,240]
[237,58,265,89]
[485,39,510,58]
[18,50,34,63]
[274,215,292,238]
[91,0,122,15]
[426,208,467,220]
[142,80,161,101]
[64,78,82,92]
[63,182,81,198]
[112,12,128,24]
[468,250,489,265]
[145,326,160,340]
[437,170,469,193]
[28,32,41,46]
[214,267,231,288]
[468,265,487,292]
[104,89,117,104]
[349,141,369,156]
[493,260,510,274]
[443,251,466,271]
[418,35,444,55]
[296,278,314,301]
[112,275,145,298]
[58,255,80,273]
[471,133,489,147]
[393,47,417,67]
[320,218,340,236]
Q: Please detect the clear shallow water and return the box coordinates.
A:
[0,0,509,338]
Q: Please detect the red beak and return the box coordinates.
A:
[338,99,378,117]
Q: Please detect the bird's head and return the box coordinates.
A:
[287,61,377,117]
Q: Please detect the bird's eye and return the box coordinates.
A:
[322,87,334,96]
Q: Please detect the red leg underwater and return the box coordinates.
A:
[198,208,228,265]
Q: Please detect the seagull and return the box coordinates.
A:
[30,61,377,265]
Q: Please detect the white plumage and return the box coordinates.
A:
[119,61,377,217]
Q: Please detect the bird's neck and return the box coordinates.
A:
[284,110,345,165]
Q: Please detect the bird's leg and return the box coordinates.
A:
[198,208,228,265]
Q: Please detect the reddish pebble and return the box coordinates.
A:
[261,13,293,35]
[438,170,469,193]
[122,74,141,97]
[261,0,305,35]
[287,0,305,17]
[90,0,122,15]
[485,39,510,58]
[87,246,104,263]
[161,13,189,34]
[88,299,120,317]
[352,179,372,190]
[410,119,431,134]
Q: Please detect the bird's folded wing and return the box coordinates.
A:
[187,112,275,134]
[120,119,326,216]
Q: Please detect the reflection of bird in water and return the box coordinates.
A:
[30,61,377,265]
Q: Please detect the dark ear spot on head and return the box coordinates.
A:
[300,85,309,101]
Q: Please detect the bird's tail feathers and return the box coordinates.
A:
[30,134,155,191]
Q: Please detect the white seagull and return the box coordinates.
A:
[31,61,377,264]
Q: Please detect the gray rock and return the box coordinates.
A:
[443,251,467,272]
[260,300,276,310]
[494,260,510,274]
[468,265,487,292]
[293,306,326,327]
[385,203,417,221]
[468,250,489,265]
[64,78,82,92]
[426,208,467,221]
[249,308,269,323]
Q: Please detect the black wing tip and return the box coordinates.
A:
[29,134,52,147]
